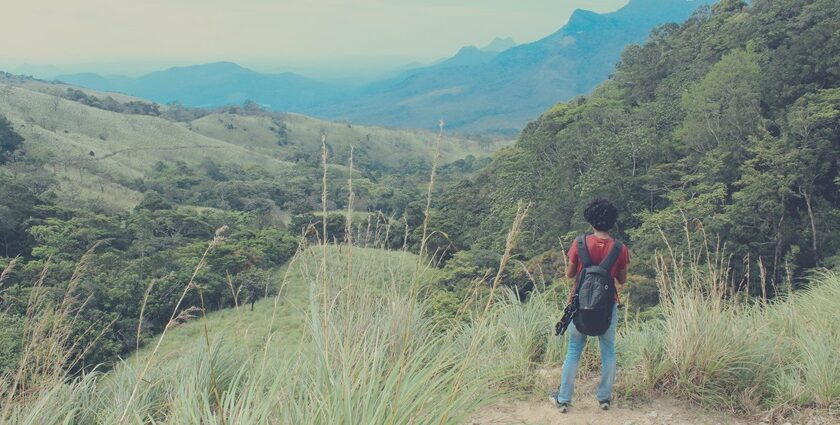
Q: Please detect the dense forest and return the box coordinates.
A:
[429,0,840,310]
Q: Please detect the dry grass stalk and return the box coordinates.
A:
[260,243,306,368]
[417,120,445,273]
[438,200,531,425]
[339,147,357,300]
[1,243,105,412]
[345,146,355,268]
[136,277,158,352]
[318,132,334,361]
[402,214,410,252]
[483,201,531,314]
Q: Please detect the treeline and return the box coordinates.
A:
[430,0,840,308]
[60,87,270,122]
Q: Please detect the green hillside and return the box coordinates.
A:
[432,0,840,303]
[0,75,507,211]
[189,112,499,169]
[0,80,291,209]
[0,74,508,375]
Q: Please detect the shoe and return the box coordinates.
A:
[599,399,610,410]
[548,391,569,413]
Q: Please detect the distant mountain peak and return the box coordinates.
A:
[566,8,606,31]
[480,37,517,52]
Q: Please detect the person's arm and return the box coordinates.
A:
[565,257,577,279]
[614,246,629,292]
[565,242,578,280]
[615,266,627,292]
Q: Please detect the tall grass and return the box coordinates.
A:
[617,237,840,417]
[0,242,550,424]
[5,233,839,422]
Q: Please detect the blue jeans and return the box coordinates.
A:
[556,304,618,403]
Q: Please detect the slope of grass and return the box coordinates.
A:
[0,83,293,209]
[0,79,509,212]
[188,112,508,173]
[1,243,514,424]
[615,266,840,415]
[2,238,839,423]
[143,245,422,357]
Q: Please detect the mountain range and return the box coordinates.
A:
[54,0,713,133]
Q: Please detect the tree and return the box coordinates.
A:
[0,173,53,258]
[233,268,271,311]
[677,49,762,164]
[728,132,798,288]
[776,88,840,265]
[242,100,264,115]
[0,114,23,164]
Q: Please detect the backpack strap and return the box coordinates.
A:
[599,240,624,271]
[576,234,593,267]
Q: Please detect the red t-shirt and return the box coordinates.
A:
[567,235,630,303]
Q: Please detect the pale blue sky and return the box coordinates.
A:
[2,0,629,77]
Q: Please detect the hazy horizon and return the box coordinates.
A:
[1,0,629,80]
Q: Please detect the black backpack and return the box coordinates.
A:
[571,235,623,336]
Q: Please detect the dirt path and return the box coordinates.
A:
[470,397,750,425]
[468,368,837,425]
[469,370,751,425]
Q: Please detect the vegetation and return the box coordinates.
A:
[431,0,840,314]
[62,88,162,117]
[1,0,839,421]
[0,75,506,375]
[0,239,519,423]
[1,217,838,422]
[0,114,24,164]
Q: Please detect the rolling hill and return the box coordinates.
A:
[56,61,345,111]
[0,74,505,211]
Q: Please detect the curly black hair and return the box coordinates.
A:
[583,198,618,231]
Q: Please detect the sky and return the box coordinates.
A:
[1,0,629,78]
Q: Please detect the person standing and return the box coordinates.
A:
[551,198,630,413]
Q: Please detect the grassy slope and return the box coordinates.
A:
[145,245,423,357]
[0,79,507,211]
[0,83,292,209]
[3,73,155,105]
[2,241,838,422]
[136,235,840,415]
[76,245,498,424]
[189,112,501,165]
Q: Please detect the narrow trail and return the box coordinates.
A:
[469,370,752,425]
[470,397,750,425]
